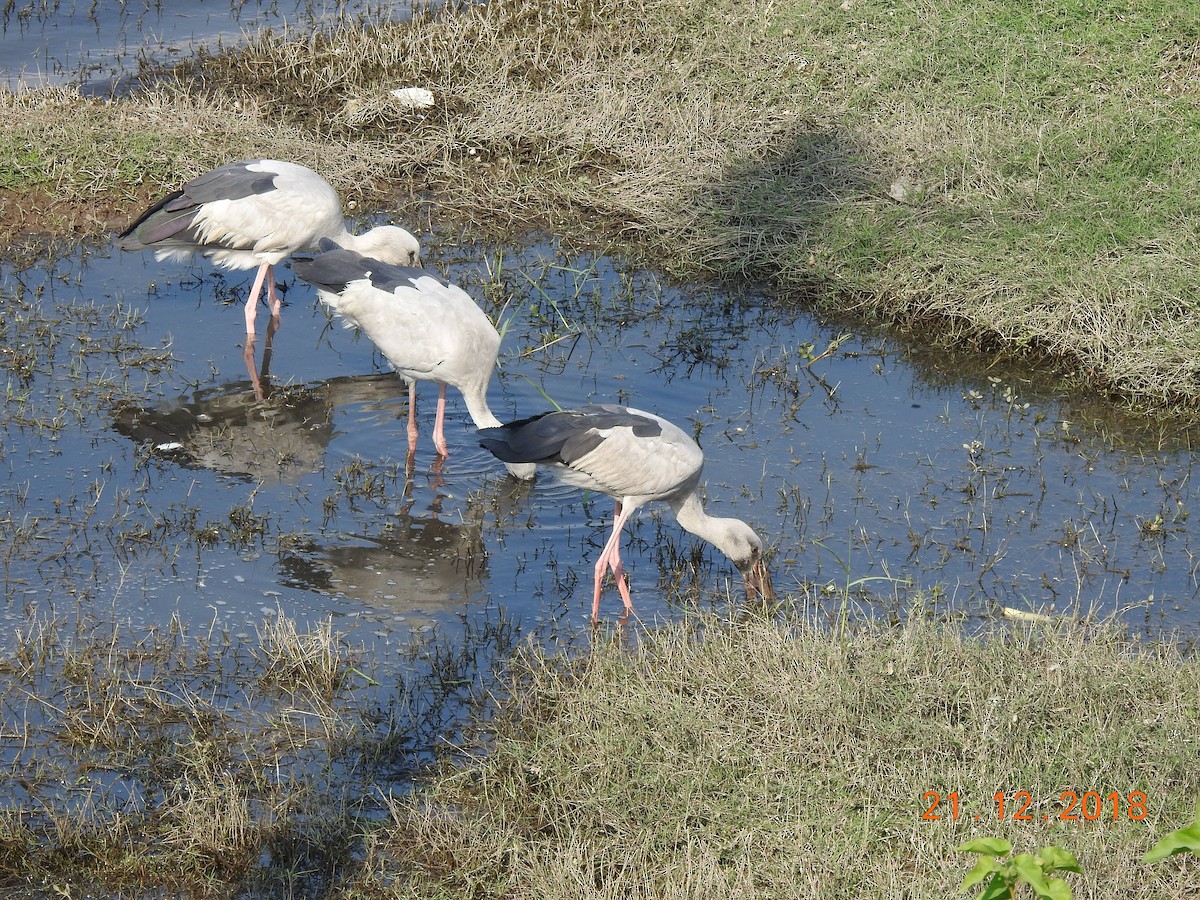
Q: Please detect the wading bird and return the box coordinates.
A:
[293,239,535,479]
[117,159,422,338]
[477,404,775,620]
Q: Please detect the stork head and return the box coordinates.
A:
[710,515,775,604]
[738,545,776,603]
[351,225,423,267]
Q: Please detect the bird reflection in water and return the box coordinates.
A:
[280,462,539,622]
[113,372,535,622]
[243,312,279,401]
[113,372,402,484]
[279,515,483,623]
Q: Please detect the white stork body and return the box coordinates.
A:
[292,240,535,479]
[477,404,775,619]
[118,159,421,337]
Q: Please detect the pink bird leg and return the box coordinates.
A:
[265,270,283,319]
[242,263,283,337]
[431,383,449,457]
[591,501,635,621]
[243,263,269,337]
[406,381,420,452]
[405,383,451,458]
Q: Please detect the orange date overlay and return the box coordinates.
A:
[921,790,1148,822]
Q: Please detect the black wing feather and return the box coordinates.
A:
[117,160,281,251]
[294,242,440,295]
[478,405,662,465]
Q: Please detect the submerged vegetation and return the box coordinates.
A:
[2,0,1200,409]
[0,608,528,896]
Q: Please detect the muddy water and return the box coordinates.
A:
[2,230,1198,668]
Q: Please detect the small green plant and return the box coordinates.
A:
[1143,797,1200,864]
[802,332,852,368]
[811,535,912,637]
[958,837,1081,900]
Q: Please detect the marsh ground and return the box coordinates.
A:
[2,0,1200,896]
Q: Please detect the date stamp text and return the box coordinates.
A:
[921,790,1148,822]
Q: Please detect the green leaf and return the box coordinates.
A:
[960,856,1002,891]
[1042,877,1074,900]
[1038,846,1082,874]
[978,876,1012,900]
[1143,822,1200,863]
[958,837,1013,857]
[1013,853,1052,892]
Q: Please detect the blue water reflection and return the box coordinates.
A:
[1,231,1197,659]
[1,0,390,92]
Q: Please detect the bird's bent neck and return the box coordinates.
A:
[462,391,502,433]
[463,393,536,481]
[327,223,359,250]
[333,224,421,267]
[670,489,754,564]
[671,491,717,540]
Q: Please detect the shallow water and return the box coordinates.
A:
[2,229,1198,664]
[0,0,391,92]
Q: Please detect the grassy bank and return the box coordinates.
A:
[2,613,1197,897]
[348,615,1200,899]
[2,0,1199,409]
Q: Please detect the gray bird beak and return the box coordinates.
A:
[742,556,776,603]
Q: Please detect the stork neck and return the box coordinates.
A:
[671,489,752,565]
[327,222,357,248]
[462,390,535,480]
[671,491,716,541]
[462,389,501,432]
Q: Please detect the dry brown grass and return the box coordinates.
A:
[5,0,1200,409]
[349,613,1200,899]
[188,0,793,244]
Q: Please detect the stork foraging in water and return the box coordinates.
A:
[477,404,775,620]
[292,239,536,479]
[117,159,422,338]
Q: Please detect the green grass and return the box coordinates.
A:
[4,0,1200,408]
[2,607,1197,897]
[349,614,1200,899]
